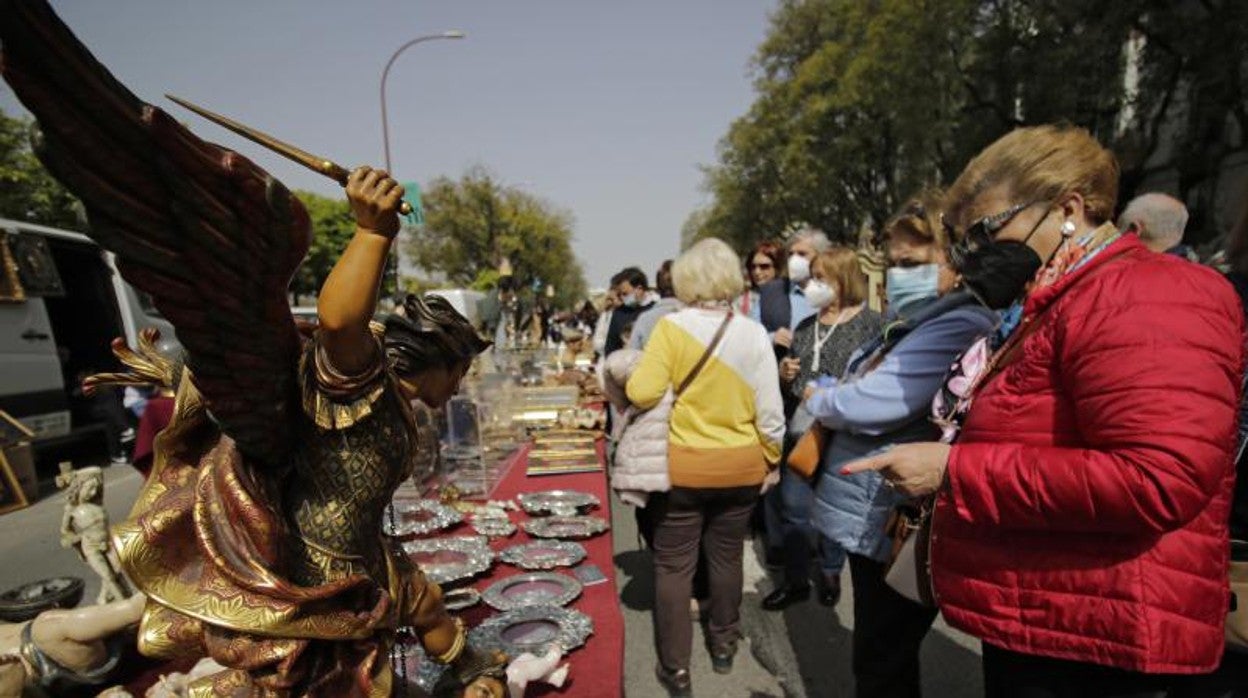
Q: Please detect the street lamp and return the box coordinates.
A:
[380,31,464,298]
[380,30,465,173]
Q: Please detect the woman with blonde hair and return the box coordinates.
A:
[763,247,883,611]
[626,238,785,696]
[847,124,1244,697]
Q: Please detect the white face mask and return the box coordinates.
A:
[804,280,837,309]
[787,255,811,284]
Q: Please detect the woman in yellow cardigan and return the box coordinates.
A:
[627,237,786,696]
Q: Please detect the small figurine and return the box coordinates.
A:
[56,464,130,604]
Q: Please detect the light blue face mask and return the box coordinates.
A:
[886,263,940,316]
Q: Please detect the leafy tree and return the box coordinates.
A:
[404,166,588,307]
[288,190,396,302]
[0,108,82,228]
[696,0,1248,251]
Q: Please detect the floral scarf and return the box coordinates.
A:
[932,223,1123,443]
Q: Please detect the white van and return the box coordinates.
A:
[426,289,486,329]
[0,218,178,447]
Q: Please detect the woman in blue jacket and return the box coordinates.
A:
[805,194,994,698]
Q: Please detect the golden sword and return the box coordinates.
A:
[166,94,413,215]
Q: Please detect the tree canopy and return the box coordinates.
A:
[288,190,363,302]
[693,0,1248,251]
[405,166,588,306]
[0,108,82,229]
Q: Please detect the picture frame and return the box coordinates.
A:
[0,410,35,450]
[0,450,30,515]
[0,230,26,303]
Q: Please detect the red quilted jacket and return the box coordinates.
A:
[932,234,1245,674]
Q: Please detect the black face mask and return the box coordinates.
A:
[955,240,1042,310]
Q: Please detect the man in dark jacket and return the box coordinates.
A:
[604,266,653,358]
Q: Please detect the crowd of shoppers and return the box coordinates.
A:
[599,123,1247,698]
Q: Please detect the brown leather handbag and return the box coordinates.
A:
[786,424,827,478]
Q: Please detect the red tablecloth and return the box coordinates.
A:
[133,395,174,477]
[453,441,624,697]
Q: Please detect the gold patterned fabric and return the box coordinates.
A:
[114,333,463,697]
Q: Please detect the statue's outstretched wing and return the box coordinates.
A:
[0,0,311,465]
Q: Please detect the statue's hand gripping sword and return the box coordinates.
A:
[166,94,414,215]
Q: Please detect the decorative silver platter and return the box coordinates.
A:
[482,572,582,611]
[442,586,481,611]
[468,605,593,657]
[402,536,493,586]
[522,515,610,540]
[392,638,446,694]
[517,490,601,516]
[499,540,587,570]
[471,515,516,538]
[385,499,463,537]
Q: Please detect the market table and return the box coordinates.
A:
[442,440,624,697]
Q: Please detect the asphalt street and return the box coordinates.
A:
[609,490,985,698]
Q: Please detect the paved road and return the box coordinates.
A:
[0,464,984,697]
[609,491,984,698]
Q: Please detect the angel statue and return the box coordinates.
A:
[0,2,504,696]
[56,465,132,605]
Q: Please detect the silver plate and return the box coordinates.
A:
[471,515,516,538]
[482,572,582,611]
[522,515,610,540]
[468,605,594,657]
[517,490,601,516]
[385,499,463,537]
[443,586,481,611]
[392,638,446,694]
[402,536,493,586]
[498,540,587,570]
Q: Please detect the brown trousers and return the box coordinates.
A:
[649,485,758,672]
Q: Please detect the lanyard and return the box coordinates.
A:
[810,306,856,368]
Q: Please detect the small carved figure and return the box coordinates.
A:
[56,465,130,605]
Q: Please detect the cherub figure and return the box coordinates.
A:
[56,465,130,605]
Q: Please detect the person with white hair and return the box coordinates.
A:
[626,237,785,696]
[1118,192,1193,258]
[758,227,834,342]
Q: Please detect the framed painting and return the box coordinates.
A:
[0,450,30,515]
[0,410,34,450]
[0,230,25,303]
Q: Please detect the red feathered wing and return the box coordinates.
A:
[0,0,310,466]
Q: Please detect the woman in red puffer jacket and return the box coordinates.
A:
[846,124,1245,697]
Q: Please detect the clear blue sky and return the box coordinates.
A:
[1,1,776,292]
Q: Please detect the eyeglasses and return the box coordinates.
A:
[943,201,1036,249]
